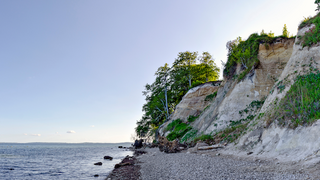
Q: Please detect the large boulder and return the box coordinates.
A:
[158,136,180,153]
[133,139,144,149]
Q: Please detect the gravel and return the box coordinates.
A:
[137,148,312,180]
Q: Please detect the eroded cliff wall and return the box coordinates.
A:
[159,82,220,136]
[170,82,220,122]
[192,38,295,135]
[229,25,320,164]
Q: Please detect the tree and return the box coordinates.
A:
[198,52,220,82]
[172,51,198,88]
[260,29,266,35]
[315,0,320,11]
[136,51,220,140]
[154,63,170,119]
[282,24,289,38]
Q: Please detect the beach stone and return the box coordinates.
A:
[118,146,123,148]
[114,162,132,169]
[94,162,102,165]
[104,156,113,160]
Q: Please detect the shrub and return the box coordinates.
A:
[166,119,182,131]
[167,123,192,141]
[165,119,193,141]
[181,129,198,142]
[299,15,320,47]
[205,92,217,101]
[273,72,320,128]
[187,115,199,123]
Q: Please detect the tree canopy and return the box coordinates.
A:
[135,51,220,140]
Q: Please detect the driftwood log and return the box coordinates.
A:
[197,145,224,150]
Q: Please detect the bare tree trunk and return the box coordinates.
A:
[164,76,169,119]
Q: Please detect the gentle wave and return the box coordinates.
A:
[0,143,133,180]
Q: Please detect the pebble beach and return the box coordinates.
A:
[134,148,318,180]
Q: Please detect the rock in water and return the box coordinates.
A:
[118,146,123,148]
[104,156,113,160]
[94,174,99,177]
[94,162,102,165]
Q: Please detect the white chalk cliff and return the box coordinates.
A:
[159,24,320,165]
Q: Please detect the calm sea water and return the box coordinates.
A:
[0,143,133,180]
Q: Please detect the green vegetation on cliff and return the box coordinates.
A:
[135,51,220,139]
[273,72,320,128]
[223,33,291,81]
[297,13,320,47]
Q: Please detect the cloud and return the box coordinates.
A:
[23,133,28,136]
[67,130,76,133]
[31,134,41,136]
[91,125,95,128]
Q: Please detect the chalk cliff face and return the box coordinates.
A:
[232,25,320,163]
[158,82,220,136]
[170,82,220,122]
[192,37,295,135]
[159,24,320,164]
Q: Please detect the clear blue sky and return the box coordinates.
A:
[0,0,316,143]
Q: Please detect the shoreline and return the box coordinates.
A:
[105,149,145,180]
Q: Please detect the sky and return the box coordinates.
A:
[0,0,317,143]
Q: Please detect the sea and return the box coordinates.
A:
[0,142,133,180]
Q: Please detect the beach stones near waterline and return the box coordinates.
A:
[104,156,113,160]
[114,162,132,169]
[94,162,102,165]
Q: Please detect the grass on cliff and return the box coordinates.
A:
[187,115,199,123]
[298,12,320,30]
[166,119,193,141]
[272,72,320,128]
[224,33,289,81]
[297,13,320,47]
